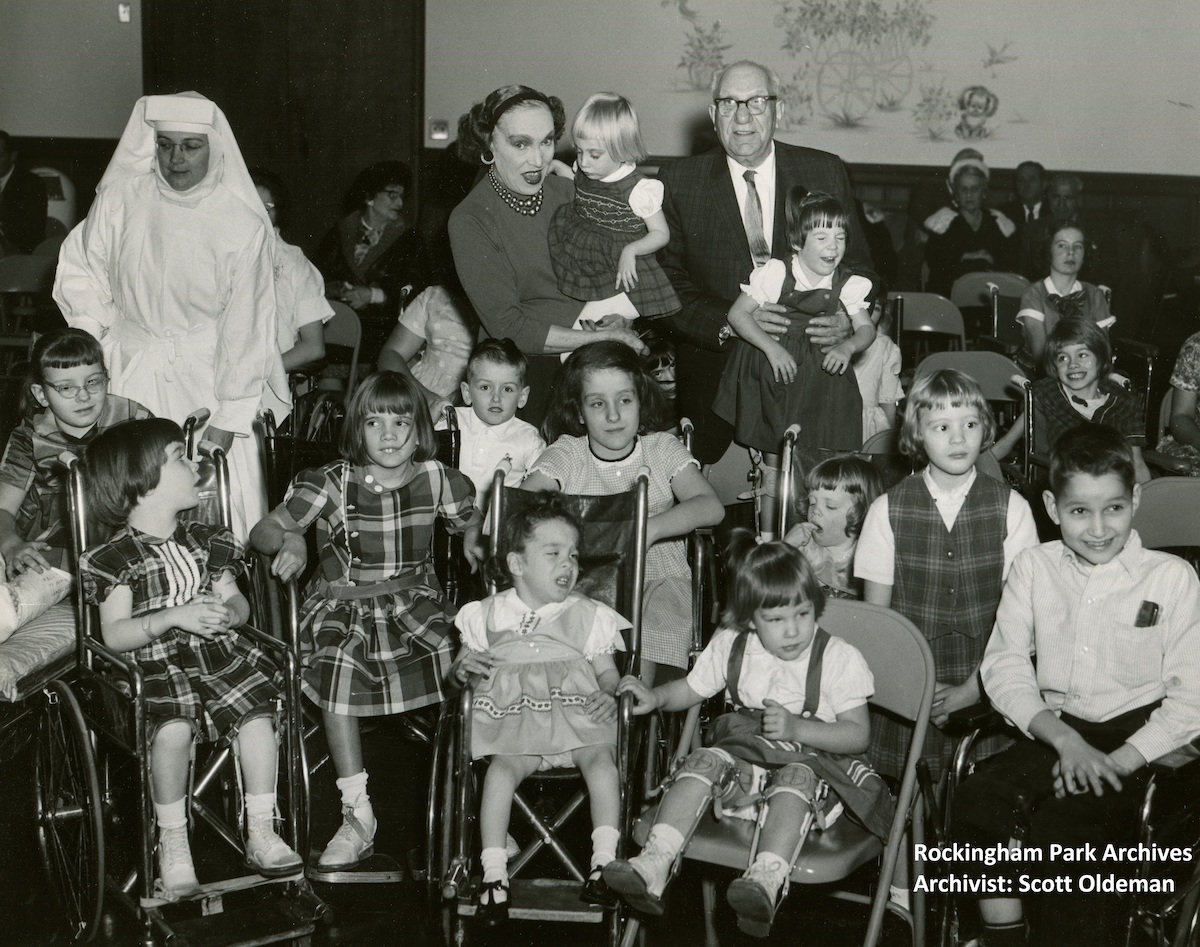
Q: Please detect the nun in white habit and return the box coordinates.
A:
[54,93,289,537]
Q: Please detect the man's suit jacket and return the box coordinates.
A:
[657,141,873,461]
[0,165,48,255]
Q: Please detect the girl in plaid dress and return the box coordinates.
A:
[80,419,302,898]
[548,92,679,319]
[523,341,724,682]
[252,372,482,872]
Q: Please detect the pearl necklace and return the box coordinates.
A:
[489,169,542,216]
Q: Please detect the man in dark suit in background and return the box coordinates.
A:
[658,61,873,463]
[0,131,48,256]
[998,160,1046,234]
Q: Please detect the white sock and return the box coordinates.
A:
[335,771,374,826]
[480,846,508,884]
[591,826,620,870]
[889,884,911,910]
[244,792,276,831]
[155,797,187,831]
[643,823,685,861]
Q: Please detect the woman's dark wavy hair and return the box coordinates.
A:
[343,160,413,215]
[248,165,291,232]
[82,418,185,527]
[340,371,437,466]
[542,340,670,444]
[456,85,566,165]
[721,528,825,631]
[489,491,582,589]
[22,327,106,416]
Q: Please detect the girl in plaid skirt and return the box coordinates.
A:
[80,419,302,898]
[253,372,482,872]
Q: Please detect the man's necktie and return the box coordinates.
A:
[743,169,770,266]
[1048,290,1086,320]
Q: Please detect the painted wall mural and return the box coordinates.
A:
[425,0,1200,176]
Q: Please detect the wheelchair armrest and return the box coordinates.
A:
[977,335,1019,356]
[1149,740,1200,775]
[237,623,294,662]
[943,701,1005,736]
[1143,449,1194,477]
[1029,450,1051,471]
[84,636,144,690]
[1115,338,1160,361]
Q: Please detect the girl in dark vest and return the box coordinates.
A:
[604,533,892,936]
[856,369,1039,781]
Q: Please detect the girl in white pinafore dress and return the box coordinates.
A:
[450,493,630,920]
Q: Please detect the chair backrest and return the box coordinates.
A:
[0,254,56,294]
[820,599,934,724]
[490,479,648,658]
[1134,477,1200,551]
[31,235,65,258]
[890,291,966,350]
[324,300,362,396]
[914,350,1025,404]
[949,271,1029,309]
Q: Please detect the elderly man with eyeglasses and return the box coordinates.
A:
[658,60,874,464]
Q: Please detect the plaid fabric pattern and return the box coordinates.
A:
[80,522,278,742]
[548,170,679,316]
[1031,377,1146,453]
[283,460,476,715]
[876,474,1010,779]
[0,395,150,568]
[529,432,697,669]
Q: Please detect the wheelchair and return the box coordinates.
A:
[58,440,322,946]
[428,469,658,946]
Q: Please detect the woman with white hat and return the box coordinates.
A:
[54,93,289,537]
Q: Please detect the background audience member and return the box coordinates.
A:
[923,153,1016,297]
[448,84,645,425]
[0,130,48,256]
[1156,328,1200,475]
[53,93,288,538]
[998,160,1047,232]
[249,167,333,372]
[1019,172,1111,284]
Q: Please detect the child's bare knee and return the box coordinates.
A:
[153,719,194,753]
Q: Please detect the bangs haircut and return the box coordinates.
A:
[340,371,436,466]
[1043,314,1111,378]
[803,455,884,540]
[900,369,996,464]
[468,338,528,385]
[542,340,669,443]
[24,328,107,415]
[491,492,582,588]
[82,418,185,527]
[572,92,646,165]
[722,529,825,631]
[1048,424,1134,497]
[786,188,848,249]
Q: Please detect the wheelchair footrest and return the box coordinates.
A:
[306,851,404,884]
[140,870,304,909]
[458,878,606,923]
[156,893,318,947]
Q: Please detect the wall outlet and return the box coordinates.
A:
[429,119,450,141]
[118,3,131,23]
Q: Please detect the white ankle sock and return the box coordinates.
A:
[750,852,789,896]
[591,826,620,869]
[155,797,187,831]
[480,846,508,884]
[644,824,685,861]
[244,792,276,827]
[336,770,369,808]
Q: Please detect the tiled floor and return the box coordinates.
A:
[0,714,914,946]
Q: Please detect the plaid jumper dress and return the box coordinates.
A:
[876,473,1009,780]
[284,460,476,716]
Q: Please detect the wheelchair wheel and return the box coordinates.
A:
[34,679,105,943]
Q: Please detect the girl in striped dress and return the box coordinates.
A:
[252,372,482,871]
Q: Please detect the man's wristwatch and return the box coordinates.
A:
[717,323,734,345]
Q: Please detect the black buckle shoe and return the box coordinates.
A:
[477,878,509,925]
[580,867,619,908]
